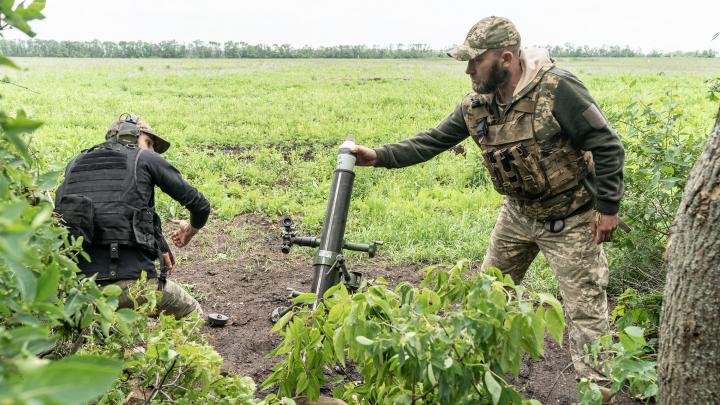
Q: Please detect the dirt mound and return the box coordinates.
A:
[172,215,641,404]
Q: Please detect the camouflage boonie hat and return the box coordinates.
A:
[106,114,170,154]
[448,16,520,61]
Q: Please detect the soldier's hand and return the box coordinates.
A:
[162,252,175,274]
[591,212,619,244]
[170,219,198,248]
[351,145,378,166]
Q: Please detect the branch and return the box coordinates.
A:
[145,358,178,404]
[0,79,41,94]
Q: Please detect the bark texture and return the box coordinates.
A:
[657,105,720,403]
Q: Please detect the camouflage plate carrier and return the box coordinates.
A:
[462,64,594,220]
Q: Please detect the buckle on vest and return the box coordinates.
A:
[109,242,119,278]
[544,218,565,233]
[109,243,119,260]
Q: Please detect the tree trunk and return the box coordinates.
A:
[657,105,720,403]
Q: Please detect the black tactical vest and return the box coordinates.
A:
[55,141,157,254]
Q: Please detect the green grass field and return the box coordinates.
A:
[3,57,718,291]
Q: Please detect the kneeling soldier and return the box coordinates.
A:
[55,114,211,319]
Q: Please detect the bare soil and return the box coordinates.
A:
[172,215,642,404]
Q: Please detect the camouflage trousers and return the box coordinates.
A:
[110,279,202,320]
[481,201,609,381]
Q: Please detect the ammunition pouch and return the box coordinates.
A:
[132,208,156,251]
[56,194,95,243]
[482,143,549,198]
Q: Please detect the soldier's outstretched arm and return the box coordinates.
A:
[366,102,470,169]
[140,151,211,245]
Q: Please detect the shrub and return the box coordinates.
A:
[264,262,564,404]
[607,90,704,294]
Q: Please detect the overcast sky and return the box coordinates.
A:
[5,0,719,52]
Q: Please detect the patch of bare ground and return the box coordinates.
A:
[171,215,642,404]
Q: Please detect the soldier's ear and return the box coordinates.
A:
[500,50,514,66]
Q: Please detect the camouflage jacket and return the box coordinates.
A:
[374,55,625,216]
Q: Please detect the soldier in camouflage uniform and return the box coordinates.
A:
[352,16,624,396]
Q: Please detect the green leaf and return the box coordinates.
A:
[484,370,502,405]
[1,326,54,356]
[531,307,545,356]
[1,110,43,161]
[1,200,28,222]
[355,336,374,346]
[102,284,122,298]
[332,328,346,367]
[37,170,61,191]
[7,259,38,303]
[0,54,19,69]
[30,205,52,229]
[296,372,309,394]
[643,383,658,398]
[8,355,122,404]
[1,0,46,37]
[291,292,318,305]
[271,309,294,333]
[116,308,140,323]
[624,326,644,339]
[427,363,436,385]
[34,264,60,303]
[539,296,564,344]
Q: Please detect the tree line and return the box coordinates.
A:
[1,39,716,58]
[546,43,718,58]
[0,39,443,58]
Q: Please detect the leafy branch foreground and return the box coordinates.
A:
[263,263,566,405]
[0,77,259,405]
[0,116,261,404]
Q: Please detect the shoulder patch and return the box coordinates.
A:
[582,104,608,130]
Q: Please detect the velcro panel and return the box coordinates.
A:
[63,182,124,194]
[582,104,608,130]
[67,170,126,183]
[72,161,127,172]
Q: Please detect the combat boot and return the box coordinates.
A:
[599,386,614,404]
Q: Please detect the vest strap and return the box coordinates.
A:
[109,242,119,279]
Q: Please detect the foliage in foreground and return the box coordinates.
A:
[608,89,705,294]
[0,1,124,403]
[0,90,123,405]
[1,4,258,401]
[84,276,260,404]
[579,288,662,404]
[0,102,259,404]
[264,262,565,404]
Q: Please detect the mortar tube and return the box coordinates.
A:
[310,136,356,308]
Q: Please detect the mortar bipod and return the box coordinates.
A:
[270,252,364,322]
[281,216,382,258]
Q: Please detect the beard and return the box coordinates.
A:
[472,59,509,94]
